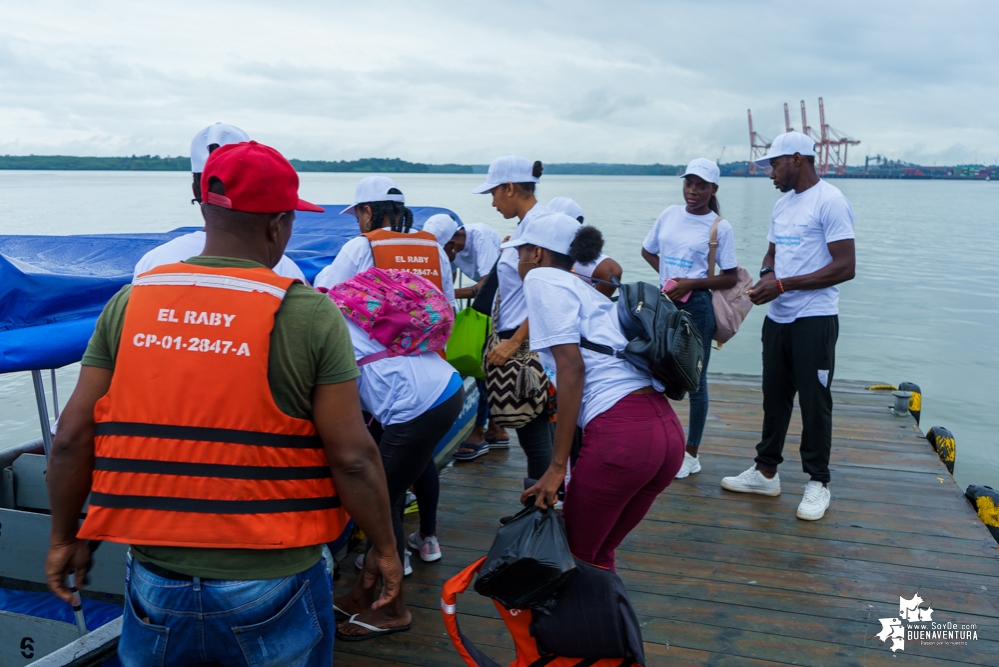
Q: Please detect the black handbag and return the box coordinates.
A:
[471,258,501,315]
[580,278,704,401]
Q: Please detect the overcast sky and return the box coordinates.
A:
[2,1,998,165]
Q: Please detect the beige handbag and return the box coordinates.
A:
[481,289,549,428]
[708,216,754,348]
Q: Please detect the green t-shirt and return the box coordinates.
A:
[81,256,360,580]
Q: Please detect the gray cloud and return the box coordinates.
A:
[1,0,997,164]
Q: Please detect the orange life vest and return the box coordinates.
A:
[362,228,445,292]
[77,263,349,549]
[442,557,644,667]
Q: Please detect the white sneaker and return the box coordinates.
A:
[796,481,831,520]
[720,466,781,496]
[355,549,413,576]
[675,452,701,479]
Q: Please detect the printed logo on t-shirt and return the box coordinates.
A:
[774,235,802,247]
[662,255,694,269]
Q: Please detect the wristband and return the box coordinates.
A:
[776,278,785,295]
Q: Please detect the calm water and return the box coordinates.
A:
[2,171,997,491]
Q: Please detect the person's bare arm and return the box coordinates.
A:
[591,258,623,298]
[45,365,111,603]
[521,343,583,509]
[312,381,401,610]
[486,318,529,366]
[641,248,659,272]
[664,268,739,300]
[749,239,855,305]
[454,275,489,300]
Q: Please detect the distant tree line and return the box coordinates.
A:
[0,154,689,175]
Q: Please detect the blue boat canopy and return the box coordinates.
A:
[0,206,460,373]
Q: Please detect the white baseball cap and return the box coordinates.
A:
[472,155,539,194]
[680,158,720,184]
[422,213,460,246]
[341,176,406,216]
[190,122,249,173]
[547,197,584,222]
[753,131,817,166]
[501,211,580,255]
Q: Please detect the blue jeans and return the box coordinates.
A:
[475,378,489,426]
[675,289,715,448]
[120,559,334,667]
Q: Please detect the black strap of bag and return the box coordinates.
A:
[471,257,501,315]
[578,337,626,359]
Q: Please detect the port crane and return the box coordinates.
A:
[747,109,771,175]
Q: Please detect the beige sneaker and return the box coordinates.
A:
[720,466,781,496]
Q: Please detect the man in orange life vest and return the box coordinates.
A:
[313,175,457,308]
[44,141,402,666]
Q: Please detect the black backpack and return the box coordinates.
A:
[581,279,704,400]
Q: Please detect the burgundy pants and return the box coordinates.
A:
[562,392,685,570]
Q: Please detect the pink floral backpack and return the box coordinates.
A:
[321,267,454,366]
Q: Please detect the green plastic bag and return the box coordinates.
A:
[446,306,491,379]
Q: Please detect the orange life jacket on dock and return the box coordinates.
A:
[78,263,349,549]
[362,228,445,292]
[442,557,645,667]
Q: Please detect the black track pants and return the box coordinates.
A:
[754,315,838,484]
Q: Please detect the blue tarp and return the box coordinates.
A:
[0,206,460,373]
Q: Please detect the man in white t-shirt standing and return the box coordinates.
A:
[133,123,307,282]
[721,132,856,522]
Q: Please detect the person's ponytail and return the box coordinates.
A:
[532,160,544,179]
[567,226,604,266]
[708,194,720,215]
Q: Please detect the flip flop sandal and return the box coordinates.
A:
[452,441,490,461]
[335,614,412,642]
[486,437,511,450]
[334,603,352,622]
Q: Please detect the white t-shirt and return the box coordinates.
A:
[524,268,652,428]
[766,180,855,324]
[133,231,307,282]
[344,320,457,426]
[314,233,456,308]
[642,206,738,284]
[495,202,546,331]
[573,253,611,286]
[453,223,501,282]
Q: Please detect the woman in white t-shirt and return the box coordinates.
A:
[641,158,739,480]
[471,155,552,480]
[511,211,685,570]
[546,197,622,298]
[332,318,465,640]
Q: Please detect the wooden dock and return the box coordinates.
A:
[333,373,999,666]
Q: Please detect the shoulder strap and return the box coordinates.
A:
[707,216,722,278]
[579,337,626,359]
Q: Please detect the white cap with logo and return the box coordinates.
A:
[680,158,720,184]
[472,156,539,194]
[501,211,580,255]
[754,131,817,166]
[547,197,584,222]
[190,122,249,173]
[341,176,406,216]
[422,213,461,246]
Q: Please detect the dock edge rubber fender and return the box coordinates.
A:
[964,485,999,544]
[926,426,955,474]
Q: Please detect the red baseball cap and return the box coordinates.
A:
[200,141,324,214]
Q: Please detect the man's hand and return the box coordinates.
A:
[365,546,404,611]
[46,539,91,604]
[486,338,519,367]
[748,274,780,305]
[521,463,566,509]
[665,278,695,301]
